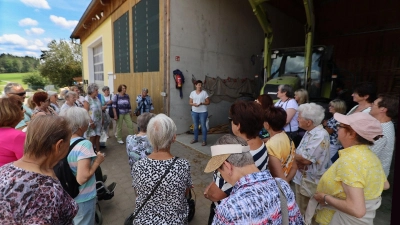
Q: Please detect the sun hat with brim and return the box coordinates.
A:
[47,91,58,97]
[334,112,382,142]
[204,144,250,173]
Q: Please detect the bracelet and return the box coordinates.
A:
[323,194,328,205]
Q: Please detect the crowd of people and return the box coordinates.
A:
[0,80,397,224]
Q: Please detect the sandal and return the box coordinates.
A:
[190,140,198,144]
[202,141,207,146]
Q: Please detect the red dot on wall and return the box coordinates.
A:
[175,56,180,61]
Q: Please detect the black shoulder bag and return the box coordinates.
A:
[124,157,178,225]
[54,138,85,198]
[109,94,119,119]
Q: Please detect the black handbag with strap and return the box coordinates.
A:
[124,157,179,225]
[109,94,119,119]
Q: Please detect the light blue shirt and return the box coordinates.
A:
[15,105,32,129]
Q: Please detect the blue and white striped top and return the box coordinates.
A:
[250,143,269,172]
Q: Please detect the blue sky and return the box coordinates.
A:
[0,0,91,58]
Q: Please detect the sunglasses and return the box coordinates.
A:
[10,91,26,97]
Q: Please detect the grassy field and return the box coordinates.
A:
[0,72,30,91]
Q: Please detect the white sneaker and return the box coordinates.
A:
[118,140,124,144]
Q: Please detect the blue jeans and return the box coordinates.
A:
[73,197,96,225]
[191,111,208,142]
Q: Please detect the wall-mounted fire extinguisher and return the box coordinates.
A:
[173,69,185,99]
[175,73,182,88]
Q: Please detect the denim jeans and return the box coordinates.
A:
[191,111,208,142]
[73,197,96,225]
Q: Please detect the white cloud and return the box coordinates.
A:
[0,34,49,57]
[20,0,50,9]
[25,27,45,35]
[34,39,44,47]
[50,15,78,29]
[19,18,38,26]
[0,34,29,46]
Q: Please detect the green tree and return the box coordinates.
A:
[22,72,48,90]
[39,39,82,87]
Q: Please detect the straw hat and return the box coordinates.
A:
[204,144,250,173]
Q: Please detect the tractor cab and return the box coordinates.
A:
[261,45,334,102]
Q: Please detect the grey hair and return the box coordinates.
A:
[138,112,156,132]
[278,84,294,98]
[226,152,254,168]
[87,83,99,95]
[214,134,248,146]
[64,91,77,100]
[102,86,110,92]
[298,103,325,126]
[142,88,148,93]
[3,82,21,95]
[147,113,177,150]
[59,107,90,134]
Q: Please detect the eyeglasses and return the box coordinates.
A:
[228,117,233,123]
[336,124,347,129]
[9,91,26,96]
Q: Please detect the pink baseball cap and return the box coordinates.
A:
[334,112,382,142]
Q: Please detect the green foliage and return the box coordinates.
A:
[22,72,48,90]
[39,39,82,87]
[0,72,30,90]
[0,54,39,73]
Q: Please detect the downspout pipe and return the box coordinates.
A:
[248,0,273,84]
[303,0,315,91]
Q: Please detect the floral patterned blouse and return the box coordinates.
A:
[85,95,102,122]
[0,163,78,224]
[126,134,153,172]
[293,124,331,185]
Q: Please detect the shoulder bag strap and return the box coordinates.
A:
[131,157,179,219]
[69,138,85,154]
[275,178,289,225]
[282,133,293,167]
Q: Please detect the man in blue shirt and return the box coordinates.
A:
[3,82,32,129]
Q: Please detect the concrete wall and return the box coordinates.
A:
[81,17,114,91]
[169,0,304,133]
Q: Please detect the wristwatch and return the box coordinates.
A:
[323,194,328,205]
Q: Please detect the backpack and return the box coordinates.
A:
[54,138,85,198]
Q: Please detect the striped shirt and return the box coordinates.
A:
[112,94,132,115]
[250,143,269,171]
[67,137,97,203]
[213,143,269,207]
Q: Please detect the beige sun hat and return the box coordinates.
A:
[204,144,250,173]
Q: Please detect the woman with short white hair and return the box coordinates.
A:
[60,107,105,224]
[84,83,102,151]
[131,114,192,224]
[60,91,78,113]
[293,103,331,218]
